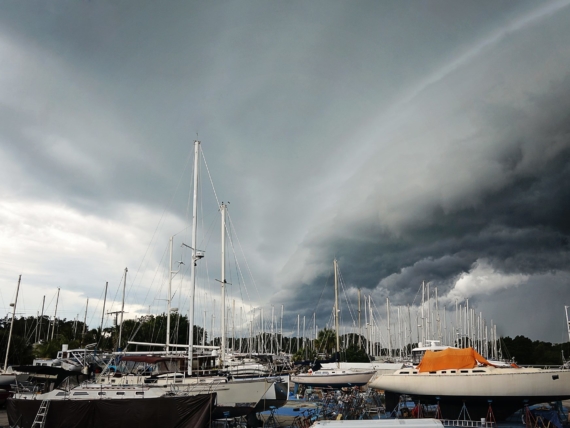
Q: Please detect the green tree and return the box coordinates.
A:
[314,328,336,357]
[343,344,370,363]
[292,347,317,362]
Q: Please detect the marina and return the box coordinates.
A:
[2,2,570,426]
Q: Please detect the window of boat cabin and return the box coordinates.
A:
[411,350,425,366]
[399,371,409,374]
[98,392,106,395]
[154,359,184,374]
[136,392,144,395]
[450,370,456,373]
[460,370,469,373]
[73,392,89,395]
[473,370,486,373]
[116,392,125,395]
[441,371,447,374]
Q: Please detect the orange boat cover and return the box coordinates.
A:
[417,347,496,372]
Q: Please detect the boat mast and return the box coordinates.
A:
[358,288,362,348]
[37,295,45,344]
[334,259,340,365]
[270,305,275,354]
[421,281,425,345]
[220,202,227,365]
[297,314,300,353]
[100,282,108,341]
[82,298,89,342]
[166,236,174,354]
[386,297,391,358]
[188,140,200,375]
[118,268,127,351]
[202,311,206,346]
[3,275,21,372]
[50,287,60,341]
[566,306,570,344]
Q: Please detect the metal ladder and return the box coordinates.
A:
[31,400,50,428]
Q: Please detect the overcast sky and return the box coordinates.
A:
[1,1,570,346]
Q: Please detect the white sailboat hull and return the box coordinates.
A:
[291,369,375,387]
[370,366,570,420]
[98,373,272,417]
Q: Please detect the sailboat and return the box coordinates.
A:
[95,141,277,419]
[1,275,29,390]
[369,346,570,421]
[290,260,376,388]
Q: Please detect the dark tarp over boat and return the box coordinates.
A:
[7,393,216,428]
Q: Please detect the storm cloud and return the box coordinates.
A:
[1,1,569,344]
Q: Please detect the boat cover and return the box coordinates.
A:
[7,393,216,428]
[417,347,496,372]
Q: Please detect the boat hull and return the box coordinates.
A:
[253,376,289,412]
[372,367,570,420]
[291,370,375,388]
[99,373,273,418]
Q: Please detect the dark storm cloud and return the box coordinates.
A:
[280,85,570,329]
[274,9,570,341]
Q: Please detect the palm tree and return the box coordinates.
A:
[314,328,336,357]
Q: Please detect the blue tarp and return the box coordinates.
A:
[531,409,563,428]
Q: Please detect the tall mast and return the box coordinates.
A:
[386,297,391,357]
[364,296,369,354]
[220,202,227,364]
[100,282,108,340]
[38,295,45,344]
[427,282,430,341]
[51,287,60,341]
[4,275,21,371]
[333,259,340,364]
[566,306,570,344]
[302,315,306,351]
[280,305,283,354]
[313,312,316,351]
[118,268,127,351]
[358,288,362,348]
[261,308,264,353]
[82,298,89,341]
[202,311,207,346]
[188,140,200,375]
[167,236,173,353]
[297,314,300,353]
[422,281,426,346]
[271,305,274,354]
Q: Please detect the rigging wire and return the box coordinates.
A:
[125,150,193,299]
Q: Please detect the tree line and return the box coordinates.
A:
[1,314,569,367]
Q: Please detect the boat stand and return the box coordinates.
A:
[485,400,496,426]
[457,401,472,421]
[523,403,552,428]
[435,398,443,420]
[415,400,424,418]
